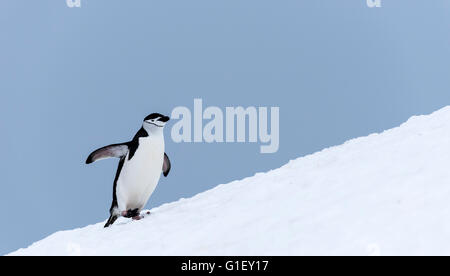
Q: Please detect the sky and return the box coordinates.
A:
[1,0,450,255]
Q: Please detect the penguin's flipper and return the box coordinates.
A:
[162,152,171,177]
[86,143,129,164]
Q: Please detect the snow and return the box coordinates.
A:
[9,107,450,256]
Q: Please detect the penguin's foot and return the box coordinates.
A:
[121,208,140,218]
[132,215,143,220]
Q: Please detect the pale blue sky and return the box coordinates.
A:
[1,0,450,254]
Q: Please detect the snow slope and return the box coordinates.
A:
[9,107,450,256]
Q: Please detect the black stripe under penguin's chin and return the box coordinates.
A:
[145,121,164,127]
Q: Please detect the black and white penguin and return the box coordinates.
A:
[86,113,171,227]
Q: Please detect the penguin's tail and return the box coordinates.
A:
[104,215,118,228]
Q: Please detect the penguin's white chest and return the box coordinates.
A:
[116,136,164,211]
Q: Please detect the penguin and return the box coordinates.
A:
[86,113,171,228]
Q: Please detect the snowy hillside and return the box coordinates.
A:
[9,107,450,256]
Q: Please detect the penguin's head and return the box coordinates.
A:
[143,113,170,129]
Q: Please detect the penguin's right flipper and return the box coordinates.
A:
[86,143,129,164]
[162,153,171,177]
[104,215,118,228]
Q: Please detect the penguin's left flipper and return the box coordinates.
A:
[163,153,171,177]
[86,143,129,164]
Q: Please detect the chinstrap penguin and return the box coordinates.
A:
[86,113,171,227]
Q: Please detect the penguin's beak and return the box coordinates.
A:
[159,116,170,123]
